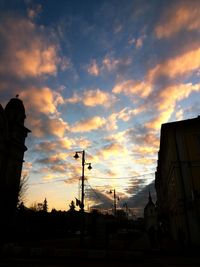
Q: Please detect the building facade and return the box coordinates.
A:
[0,97,30,231]
[155,117,200,246]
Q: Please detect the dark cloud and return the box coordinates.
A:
[85,187,113,209]
[124,181,157,217]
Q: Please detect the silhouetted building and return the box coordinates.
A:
[0,96,30,233]
[155,117,200,246]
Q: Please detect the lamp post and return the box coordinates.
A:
[109,189,119,216]
[74,150,92,246]
[74,150,92,212]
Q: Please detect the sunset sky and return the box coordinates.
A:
[0,0,200,215]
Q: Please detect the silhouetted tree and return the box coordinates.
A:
[69,200,75,212]
[43,198,48,212]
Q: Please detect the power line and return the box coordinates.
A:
[87,172,154,179]
[85,180,104,204]
[28,172,155,186]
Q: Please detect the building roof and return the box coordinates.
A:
[5,96,26,116]
[144,191,155,211]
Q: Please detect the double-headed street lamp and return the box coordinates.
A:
[74,150,92,212]
[74,150,92,247]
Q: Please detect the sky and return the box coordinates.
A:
[0,0,200,216]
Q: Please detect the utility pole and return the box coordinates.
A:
[74,150,92,246]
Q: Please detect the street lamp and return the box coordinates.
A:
[109,189,120,216]
[73,150,92,247]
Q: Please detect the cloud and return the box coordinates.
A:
[113,46,200,102]
[0,15,59,78]
[82,89,117,107]
[19,87,69,137]
[71,116,106,132]
[112,80,152,98]
[86,188,113,208]
[27,116,68,138]
[21,87,64,115]
[66,89,117,107]
[27,4,42,20]
[147,47,200,83]
[22,161,32,178]
[135,35,146,48]
[35,139,73,152]
[125,181,156,217]
[112,44,200,132]
[102,56,131,72]
[17,86,70,138]
[155,1,200,39]
[59,57,72,71]
[97,142,128,159]
[37,153,67,165]
[86,55,132,76]
[157,83,200,110]
[105,108,141,131]
[126,126,159,170]
[175,109,184,121]
[35,155,82,184]
[35,136,91,153]
[87,59,100,76]
[146,83,200,130]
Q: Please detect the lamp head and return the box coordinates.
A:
[74,152,79,159]
[88,163,92,170]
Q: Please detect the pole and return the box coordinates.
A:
[81,150,85,212]
[114,189,116,216]
[80,150,85,247]
[74,150,92,248]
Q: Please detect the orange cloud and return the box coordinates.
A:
[158,83,200,111]
[76,137,91,149]
[20,87,68,138]
[0,15,59,78]
[146,83,200,130]
[45,118,68,137]
[35,138,74,152]
[21,87,64,114]
[82,89,117,107]
[15,44,58,78]
[66,89,117,107]
[106,107,145,131]
[86,56,131,77]
[71,116,106,132]
[135,146,158,155]
[147,47,200,82]
[28,116,68,138]
[112,80,152,98]
[155,1,200,38]
[135,158,156,165]
[113,46,200,103]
